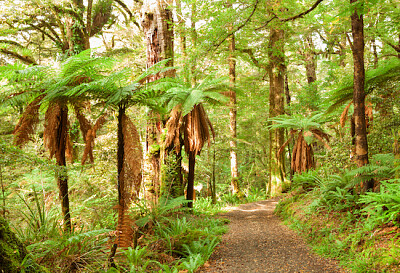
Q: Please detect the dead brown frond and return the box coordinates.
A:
[340,101,353,128]
[81,113,108,164]
[13,95,44,147]
[365,101,373,129]
[116,114,142,248]
[116,204,135,248]
[121,113,143,201]
[43,103,62,158]
[74,104,92,142]
[164,107,183,152]
[183,104,213,155]
[291,131,315,174]
[310,129,331,150]
[65,131,74,163]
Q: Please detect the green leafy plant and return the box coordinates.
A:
[359,179,400,228]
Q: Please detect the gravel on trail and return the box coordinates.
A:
[199,198,344,273]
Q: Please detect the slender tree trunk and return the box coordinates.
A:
[268,27,286,196]
[304,35,319,112]
[175,0,188,82]
[394,131,400,179]
[117,105,125,208]
[228,24,241,195]
[190,2,197,86]
[187,151,196,208]
[339,34,347,67]
[304,36,317,84]
[350,0,373,191]
[55,104,71,232]
[371,37,378,69]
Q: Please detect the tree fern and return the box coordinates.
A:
[327,58,400,112]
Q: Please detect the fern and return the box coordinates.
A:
[359,179,400,228]
[327,58,400,112]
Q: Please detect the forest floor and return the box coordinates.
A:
[198,198,345,273]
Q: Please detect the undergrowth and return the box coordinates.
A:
[276,156,400,273]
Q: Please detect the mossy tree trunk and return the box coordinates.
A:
[0,216,41,273]
[142,0,175,203]
[267,26,286,196]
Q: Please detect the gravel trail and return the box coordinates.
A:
[199,199,344,273]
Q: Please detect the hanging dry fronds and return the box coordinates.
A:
[43,103,62,159]
[291,132,315,174]
[164,107,183,153]
[81,113,108,164]
[121,114,142,201]
[13,95,44,147]
[183,104,213,155]
[310,129,331,150]
[340,101,353,128]
[116,113,142,248]
[65,131,74,163]
[365,101,373,129]
[116,204,136,248]
[74,104,92,142]
[278,130,297,157]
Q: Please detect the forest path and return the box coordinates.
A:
[198,198,344,273]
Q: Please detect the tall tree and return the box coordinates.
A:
[268,25,286,196]
[350,0,372,191]
[141,0,175,202]
[226,2,241,196]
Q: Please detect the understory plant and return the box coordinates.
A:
[276,154,400,272]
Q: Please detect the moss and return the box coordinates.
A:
[149,144,160,155]
[0,216,43,273]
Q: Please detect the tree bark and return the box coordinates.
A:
[227,10,241,195]
[186,151,196,208]
[55,104,71,232]
[142,0,175,202]
[268,27,286,196]
[350,0,373,191]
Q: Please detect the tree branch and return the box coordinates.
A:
[114,0,133,19]
[213,0,259,50]
[0,49,37,65]
[386,40,400,53]
[0,40,25,48]
[28,23,59,45]
[236,47,268,71]
[257,0,324,30]
[282,0,324,22]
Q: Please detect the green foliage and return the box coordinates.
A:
[158,75,230,115]
[359,179,400,229]
[292,170,323,190]
[327,59,400,111]
[268,112,327,132]
[27,228,111,272]
[13,187,59,244]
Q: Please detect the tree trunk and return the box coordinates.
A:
[371,37,378,69]
[227,20,241,196]
[0,216,41,272]
[186,151,196,208]
[350,0,373,191]
[190,2,197,86]
[142,0,174,202]
[395,131,400,179]
[268,27,286,196]
[55,104,71,232]
[66,0,90,54]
